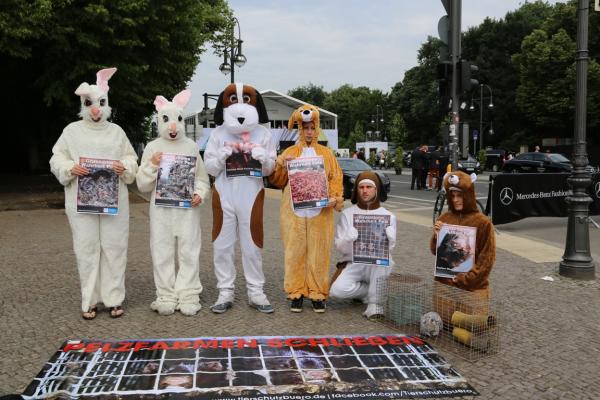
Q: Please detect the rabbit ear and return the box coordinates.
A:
[96,67,117,93]
[154,96,170,111]
[75,82,92,97]
[172,89,191,108]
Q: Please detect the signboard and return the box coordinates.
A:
[472,129,479,140]
[22,335,477,399]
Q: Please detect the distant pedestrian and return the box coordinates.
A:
[410,146,424,190]
[534,145,541,152]
[420,145,429,189]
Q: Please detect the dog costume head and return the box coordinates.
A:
[350,170,387,209]
[288,104,321,145]
[213,83,269,134]
[153,89,191,141]
[442,171,479,213]
[75,67,117,124]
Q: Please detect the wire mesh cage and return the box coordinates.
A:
[378,273,501,361]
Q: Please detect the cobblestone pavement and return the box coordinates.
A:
[0,186,599,399]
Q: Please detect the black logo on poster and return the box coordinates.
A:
[499,187,513,206]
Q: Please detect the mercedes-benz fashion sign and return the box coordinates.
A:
[488,173,600,225]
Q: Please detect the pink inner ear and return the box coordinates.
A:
[154,96,169,111]
[96,67,117,92]
[173,89,191,108]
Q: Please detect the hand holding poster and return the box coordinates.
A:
[353,214,391,265]
[154,153,196,208]
[225,141,263,178]
[287,156,329,210]
[435,223,477,278]
[77,157,119,214]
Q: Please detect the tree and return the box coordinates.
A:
[0,0,232,172]
[287,83,327,106]
[387,113,407,147]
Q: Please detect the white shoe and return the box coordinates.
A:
[211,291,235,314]
[151,300,177,316]
[178,302,202,316]
[363,303,384,320]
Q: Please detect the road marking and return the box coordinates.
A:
[388,194,436,203]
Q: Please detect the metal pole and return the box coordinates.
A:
[230,21,235,84]
[479,84,483,152]
[450,0,461,170]
[559,0,595,279]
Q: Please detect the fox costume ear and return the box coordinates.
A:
[213,91,225,126]
[255,90,269,123]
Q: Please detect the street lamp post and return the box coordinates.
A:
[559,0,595,279]
[469,84,493,153]
[219,17,247,83]
[370,104,384,141]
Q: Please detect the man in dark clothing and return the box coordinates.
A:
[437,147,449,191]
[428,146,441,190]
[420,146,430,189]
[410,146,424,190]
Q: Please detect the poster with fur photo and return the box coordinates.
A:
[224,141,263,178]
[434,224,477,278]
[287,156,329,210]
[77,157,119,215]
[154,153,196,208]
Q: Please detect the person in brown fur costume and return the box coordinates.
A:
[430,171,496,320]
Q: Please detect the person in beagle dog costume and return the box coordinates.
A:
[269,104,343,313]
[330,171,397,320]
[204,83,276,314]
[136,89,211,316]
[50,67,138,320]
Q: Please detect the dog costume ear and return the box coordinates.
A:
[375,174,387,203]
[288,109,299,130]
[213,91,225,126]
[255,90,269,123]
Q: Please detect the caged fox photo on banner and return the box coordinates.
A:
[434,224,477,278]
[154,153,197,208]
[77,157,119,215]
[353,214,391,266]
[287,156,329,210]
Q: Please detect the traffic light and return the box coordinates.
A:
[459,60,479,94]
[437,61,452,111]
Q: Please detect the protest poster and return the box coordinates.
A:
[353,214,391,266]
[288,156,329,210]
[225,141,262,178]
[77,157,119,215]
[435,224,477,278]
[155,153,196,208]
[22,334,477,399]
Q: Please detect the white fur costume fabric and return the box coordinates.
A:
[136,90,210,316]
[49,68,138,312]
[204,83,276,307]
[330,204,397,318]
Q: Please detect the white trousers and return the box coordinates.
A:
[329,263,392,305]
[150,207,202,306]
[66,210,129,312]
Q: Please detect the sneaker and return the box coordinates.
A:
[290,296,303,313]
[311,300,326,313]
[210,301,232,314]
[249,294,274,314]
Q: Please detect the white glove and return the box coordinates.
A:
[385,225,395,241]
[347,227,359,242]
[218,146,233,162]
[251,146,268,164]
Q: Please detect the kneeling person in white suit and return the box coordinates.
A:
[330,171,397,320]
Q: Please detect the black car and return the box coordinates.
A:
[485,149,507,172]
[457,155,481,174]
[337,158,391,199]
[502,152,572,173]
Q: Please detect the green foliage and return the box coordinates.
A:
[287,83,327,106]
[478,149,486,167]
[1,0,232,171]
[387,113,407,147]
[367,152,376,168]
[394,147,404,171]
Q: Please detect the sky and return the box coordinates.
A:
[185,0,562,114]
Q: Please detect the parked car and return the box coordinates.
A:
[337,158,391,199]
[502,152,572,173]
[457,155,481,174]
[485,149,507,172]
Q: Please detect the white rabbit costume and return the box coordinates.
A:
[49,68,138,315]
[204,83,276,313]
[136,90,210,316]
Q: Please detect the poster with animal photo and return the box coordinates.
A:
[288,156,329,210]
[77,157,119,215]
[22,334,477,399]
[435,224,477,278]
[352,214,391,266]
[154,153,196,208]
[224,141,263,178]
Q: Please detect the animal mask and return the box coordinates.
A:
[153,89,191,141]
[350,170,387,209]
[75,67,117,124]
[288,104,321,145]
[213,83,269,134]
[442,171,479,213]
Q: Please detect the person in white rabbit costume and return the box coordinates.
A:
[49,67,138,320]
[329,171,397,320]
[136,89,210,316]
[204,83,276,314]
